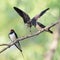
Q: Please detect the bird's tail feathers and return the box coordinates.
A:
[48,29,53,34]
[20,51,25,60]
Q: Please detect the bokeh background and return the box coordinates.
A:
[0,0,60,60]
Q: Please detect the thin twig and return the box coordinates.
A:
[0,44,9,46]
[0,21,59,54]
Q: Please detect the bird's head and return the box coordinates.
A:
[10,29,15,33]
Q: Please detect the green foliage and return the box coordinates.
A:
[0,0,59,60]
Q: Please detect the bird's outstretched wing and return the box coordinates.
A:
[14,7,30,24]
[32,8,49,20]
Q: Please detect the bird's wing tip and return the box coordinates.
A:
[13,7,17,9]
[47,8,50,10]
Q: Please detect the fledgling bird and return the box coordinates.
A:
[14,7,53,33]
[8,29,24,58]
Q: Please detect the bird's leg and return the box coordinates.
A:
[29,27,32,35]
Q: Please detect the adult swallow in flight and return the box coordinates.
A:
[13,7,53,33]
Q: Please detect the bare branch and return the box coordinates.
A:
[0,44,9,46]
[0,20,60,54]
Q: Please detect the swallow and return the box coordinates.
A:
[13,7,53,33]
[8,29,24,57]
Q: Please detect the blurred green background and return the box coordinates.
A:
[0,0,60,60]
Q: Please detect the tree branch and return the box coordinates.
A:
[0,44,9,46]
[0,20,59,54]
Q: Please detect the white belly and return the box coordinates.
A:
[9,33,16,41]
